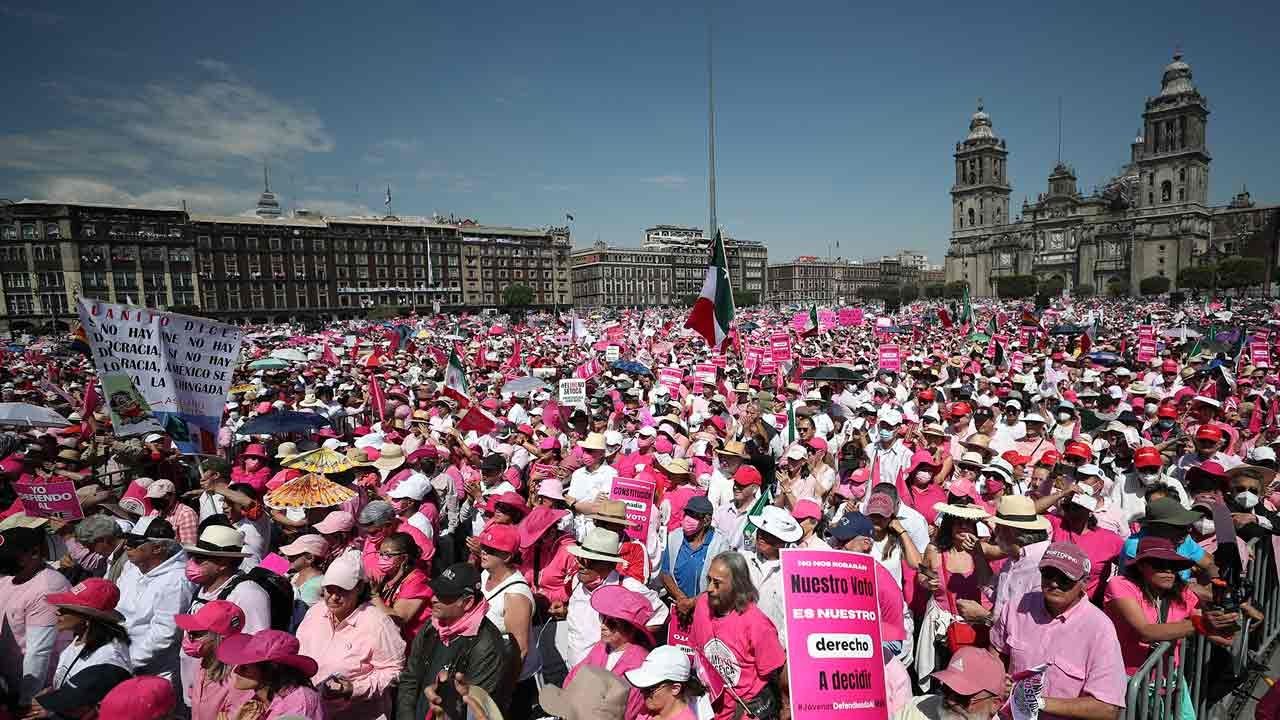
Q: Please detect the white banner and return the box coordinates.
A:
[77,299,244,453]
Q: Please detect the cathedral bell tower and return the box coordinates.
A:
[952,100,1012,232]
[1135,52,1210,208]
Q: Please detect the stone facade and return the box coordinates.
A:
[945,53,1278,297]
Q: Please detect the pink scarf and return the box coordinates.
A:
[433,598,490,646]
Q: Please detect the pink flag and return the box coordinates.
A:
[368,374,386,423]
[321,345,339,365]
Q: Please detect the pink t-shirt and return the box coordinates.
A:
[902,483,947,525]
[391,569,434,643]
[0,567,71,653]
[665,486,707,532]
[1103,576,1200,674]
[875,560,906,642]
[190,668,254,720]
[638,707,698,720]
[689,595,787,720]
[266,684,325,719]
[1048,517,1124,599]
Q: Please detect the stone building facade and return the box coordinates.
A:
[945,53,1278,296]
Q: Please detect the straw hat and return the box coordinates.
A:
[659,458,692,476]
[586,500,636,528]
[372,444,405,471]
[566,527,623,563]
[577,433,608,452]
[183,525,252,558]
[933,502,990,520]
[715,440,749,459]
[274,442,299,460]
[986,495,1050,531]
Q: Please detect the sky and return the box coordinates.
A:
[1,1,1277,264]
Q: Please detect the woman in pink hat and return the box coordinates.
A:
[478,524,534,663]
[175,600,253,720]
[563,584,655,720]
[901,449,947,525]
[231,443,272,494]
[217,629,323,720]
[45,578,131,689]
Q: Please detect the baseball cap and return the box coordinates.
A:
[1039,541,1090,582]
[931,646,1006,698]
[1038,449,1061,466]
[175,599,246,636]
[313,510,356,534]
[321,552,364,590]
[733,465,762,487]
[1133,446,1163,469]
[828,512,874,542]
[145,479,176,499]
[865,493,895,518]
[277,533,331,559]
[1063,441,1092,460]
[96,675,176,720]
[478,524,519,554]
[791,498,822,521]
[624,645,693,688]
[125,515,175,543]
[430,562,481,599]
[1195,425,1223,442]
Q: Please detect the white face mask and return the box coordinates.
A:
[879,428,895,443]
[1193,518,1216,535]
[1138,471,1161,487]
[1235,491,1260,510]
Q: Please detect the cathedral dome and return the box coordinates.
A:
[1159,52,1196,97]
[966,100,997,141]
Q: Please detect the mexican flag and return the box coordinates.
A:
[685,230,736,350]
[801,305,819,337]
[959,286,974,325]
[443,346,470,405]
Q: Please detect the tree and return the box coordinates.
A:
[1139,275,1171,296]
[924,284,945,299]
[1073,283,1095,299]
[1216,257,1266,292]
[944,281,969,299]
[995,275,1038,298]
[502,283,535,308]
[736,290,760,307]
[1178,266,1214,292]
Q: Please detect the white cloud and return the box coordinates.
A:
[32,176,255,215]
[642,174,690,189]
[0,129,152,173]
[195,58,234,78]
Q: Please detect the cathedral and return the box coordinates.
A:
[944,52,1276,297]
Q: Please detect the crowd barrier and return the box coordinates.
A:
[1124,538,1280,720]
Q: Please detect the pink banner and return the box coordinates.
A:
[694,363,717,384]
[818,310,838,332]
[745,346,764,374]
[1252,343,1271,368]
[1136,340,1157,364]
[838,308,858,327]
[1137,325,1155,344]
[609,476,655,542]
[1011,351,1025,373]
[658,367,683,390]
[877,344,900,372]
[758,358,778,377]
[849,308,864,326]
[782,549,887,720]
[770,333,792,363]
[798,357,821,372]
[15,478,84,521]
[986,334,1008,359]
[792,313,810,332]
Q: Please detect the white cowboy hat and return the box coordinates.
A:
[566,527,623,563]
[184,525,252,558]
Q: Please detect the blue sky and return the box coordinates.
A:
[0,1,1276,263]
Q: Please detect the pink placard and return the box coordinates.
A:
[15,478,84,521]
[745,346,764,373]
[1252,343,1271,368]
[667,611,694,649]
[838,308,858,326]
[1136,340,1157,364]
[694,363,717,384]
[658,367,683,390]
[798,357,821,372]
[877,344,900,372]
[609,476,655,542]
[1138,325,1155,344]
[757,358,778,377]
[818,310,838,331]
[781,549,887,720]
[792,312,810,332]
[710,355,727,369]
[1011,351,1026,373]
[770,333,792,362]
[986,333,1008,359]
[849,308,864,326]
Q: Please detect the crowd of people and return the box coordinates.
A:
[1,293,1278,720]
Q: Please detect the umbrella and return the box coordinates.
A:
[283,447,357,474]
[800,364,861,382]
[967,333,990,343]
[1050,324,1086,336]
[1086,351,1122,366]
[247,358,288,370]
[503,376,550,396]
[611,360,651,375]
[237,411,331,436]
[1163,327,1202,341]
[0,402,70,428]
[269,348,308,363]
[738,321,760,332]
[264,472,357,510]
[228,383,257,395]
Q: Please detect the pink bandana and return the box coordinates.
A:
[432,598,490,646]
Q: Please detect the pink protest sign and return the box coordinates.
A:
[877,344,900,372]
[745,346,764,373]
[798,357,821,372]
[1138,325,1155,343]
[986,334,1008,359]
[782,549,887,719]
[849,308,864,326]
[667,611,694,649]
[694,363,717,384]
[710,355,727,369]
[1252,343,1271,368]
[609,476,655,541]
[1019,326,1032,348]
[792,312,811,332]
[838,308,858,326]
[758,358,778,377]
[15,478,84,521]
[1011,351,1025,373]
[818,310,838,331]
[658,367,683,390]
[770,333,792,363]
[1136,340,1157,364]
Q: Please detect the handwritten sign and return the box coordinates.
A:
[15,478,84,521]
[878,344,901,373]
[770,333,792,363]
[609,476,655,542]
[77,299,244,454]
[604,346,620,362]
[782,549,887,720]
[557,378,586,406]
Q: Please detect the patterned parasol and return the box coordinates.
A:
[264,472,356,510]
[282,447,355,474]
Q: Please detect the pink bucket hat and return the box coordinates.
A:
[589,584,656,644]
[216,629,319,677]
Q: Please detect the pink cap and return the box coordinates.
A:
[313,510,355,534]
[45,578,120,616]
[278,533,331,559]
[538,436,559,451]
[931,646,1006,697]
[1040,541,1090,582]
[98,676,177,720]
[175,599,245,636]
[865,493,895,518]
[215,629,319,677]
[589,584,656,643]
[792,498,822,521]
[479,524,519,554]
[536,478,565,501]
[806,437,828,452]
[948,478,979,500]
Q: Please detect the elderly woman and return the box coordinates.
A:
[72,515,131,582]
[295,552,406,719]
[217,629,324,720]
[564,584,655,720]
[356,500,433,582]
[370,531,433,643]
[176,600,254,720]
[45,578,132,688]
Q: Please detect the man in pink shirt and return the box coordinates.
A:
[0,526,71,707]
[688,552,787,720]
[990,542,1126,720]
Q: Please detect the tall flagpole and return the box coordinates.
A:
[706,12,717,243]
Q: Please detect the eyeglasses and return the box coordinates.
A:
[376,551,406,560]
[1039,568,1080,589]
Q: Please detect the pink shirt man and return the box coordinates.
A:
[689,594,787,720]
[295,601,407,720]
[990,590,1127,719]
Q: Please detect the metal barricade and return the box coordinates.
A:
[1124,641,1185,720]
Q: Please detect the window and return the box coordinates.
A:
[292,238,305,251]
[113,271,136,289]
[198,235,212,249]
[33,245,60,262]
[1161,181,1172,202]
[273,287,286,307]
[967,208,975,226]
[312,238,325,252]
[41,293,68,314]
[38,271,62,288]
[45,223,61,239]
[268,237,281,251]
[1178,189,1185,201]
[169,248,191,262]
[246,237,259,251]
[21,224,35,240]
[1179,168,1186,183]
[2,226,15,240]
[222,236,236,250]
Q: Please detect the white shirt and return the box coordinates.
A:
[706,466,735,512]
[563,572,668,667]
[197,492,226,522]
[567,463,619,539]
[506,404,531,426]
[53,638,131,688]
[236,516,270,573]
[741,552,786,643]
[865,440,913,489]
[481,570,534,635]
[116,552,195,681]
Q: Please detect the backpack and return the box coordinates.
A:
[218,567,295,632]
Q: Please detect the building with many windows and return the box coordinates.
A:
[0,198,571,333]
[767,255,943,305]
[569,226,768,308]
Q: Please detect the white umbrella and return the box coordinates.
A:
[503,376,550,396]
[0,402,71,428]
[270,348,308,363]
[1162,327,1201,341]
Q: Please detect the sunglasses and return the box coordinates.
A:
[1039,568,1080,589]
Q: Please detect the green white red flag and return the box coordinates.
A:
[684,230,736,350]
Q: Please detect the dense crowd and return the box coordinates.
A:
[1,294,1278,720]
